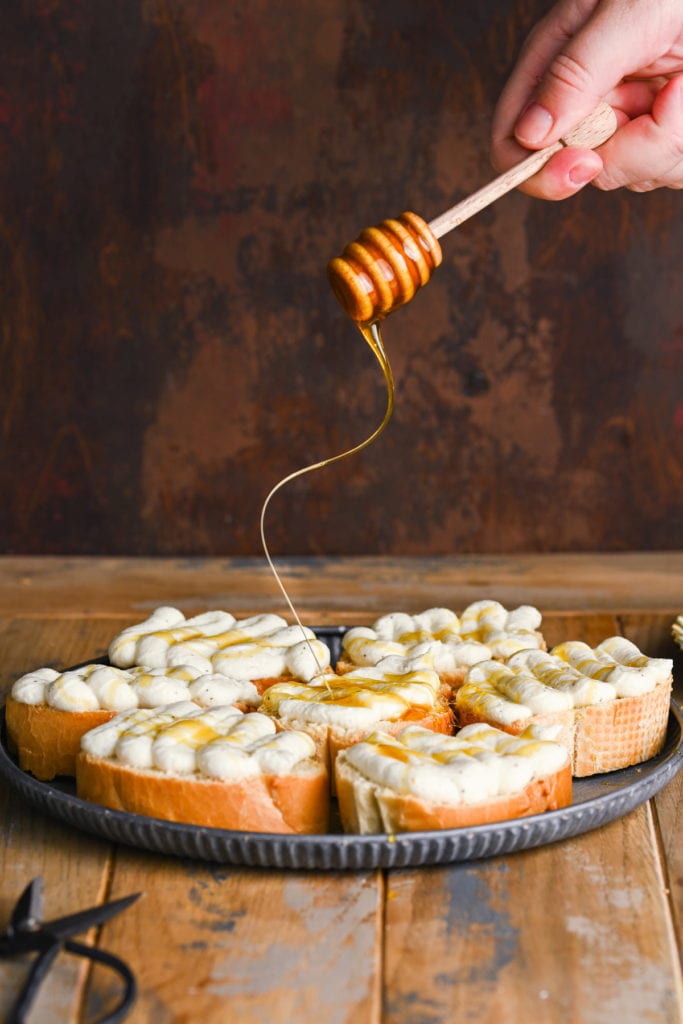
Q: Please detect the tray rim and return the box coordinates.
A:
[1,699,681,870]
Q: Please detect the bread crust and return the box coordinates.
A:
[5,696,116,781]
[456,679,672,777]
[76,752,329,833]
[334,656,356,676]
[572,679,672,777]
[251,675,298,696]
[335,756,572,833]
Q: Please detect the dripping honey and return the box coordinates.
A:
[260,211,440,658]
[259,321,394,676]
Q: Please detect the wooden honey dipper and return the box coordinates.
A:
[328,102,618,325]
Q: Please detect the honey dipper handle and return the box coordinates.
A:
[428,102,617,240]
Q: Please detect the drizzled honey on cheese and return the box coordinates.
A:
[341,601,545,676]
[550,638,673,694]
[457,638,672,728]
[108,606,330,682]
[261,662,445,731]
[11,663,261,713]
[340,723,569,806]
[12,664,139,713]
[258,320,394,667]
[80,701,318,780]
[453,636,674,778]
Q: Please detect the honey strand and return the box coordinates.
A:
[260,322,394,672]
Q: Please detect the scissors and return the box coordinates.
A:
[0,876,141,1024]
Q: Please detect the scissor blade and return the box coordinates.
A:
[43,892,141,941]
[10,877,43,934]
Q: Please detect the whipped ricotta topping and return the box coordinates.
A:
[81,701,318,779]
[373,608,461,644]
[342,722,568,805]
[261,663,442,731]
[457,659,574,726]
[457,600,543,658]
[186,673,260,709]
[109,607,239,668]
[108,607,330,681]
[11,663,260,713]
[550,638,672,697]
[458,649,623,726]
[341,601,543,672]
[341,627,408,666]
[212,629,330,683]
[12,664,139,712]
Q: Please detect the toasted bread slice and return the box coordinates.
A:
[76,702,328,833]
[335,723,571,833]
[6,663,261,780]
[6,696,115,781]
[456,639,673,777]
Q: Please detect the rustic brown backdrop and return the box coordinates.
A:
[0,0,681,556]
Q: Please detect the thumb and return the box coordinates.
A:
[514,2,655,148]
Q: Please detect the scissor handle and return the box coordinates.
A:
[6,939,137,1024]
[65,939,138,1024]
[6,942,61,1024]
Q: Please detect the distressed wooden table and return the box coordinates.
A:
[0,555,681,1024]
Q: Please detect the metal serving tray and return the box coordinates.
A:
[1,627,681,870]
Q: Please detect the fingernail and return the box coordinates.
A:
[515,102,554,144]
[568,162,599,186]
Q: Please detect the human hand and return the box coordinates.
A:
[491,0,683,198]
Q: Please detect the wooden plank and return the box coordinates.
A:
[383,809,683,1024]
[1,599,681,1024]
[83,852,382,1024]
[0,618,116,1023]
[0,553,681,620]
[0,617,382,1024]
[384,613,682,1021]
[541,612,620,649]
[652,758,683,960]
[0,789,113,1024]
[620,613,683,955]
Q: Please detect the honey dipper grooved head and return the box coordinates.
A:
[327,211,442,325]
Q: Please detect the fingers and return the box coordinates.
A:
[607,78,670,118]
[593,74,683,189]
[513,1,661,148]
[504,147,604,200]
[512,75,683,197]
[491,109,628,203]
[491,0,683,199]
[491,0,596,166]
[491,1,599,128]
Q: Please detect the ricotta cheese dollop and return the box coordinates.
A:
[261,661,443,731]
[342,722,569,805]
[108,607,330,681]
[341,601,544,673]
[81,702,318,780]
[10,663,260,713]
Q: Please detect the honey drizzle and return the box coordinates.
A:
[260,321,394,673]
